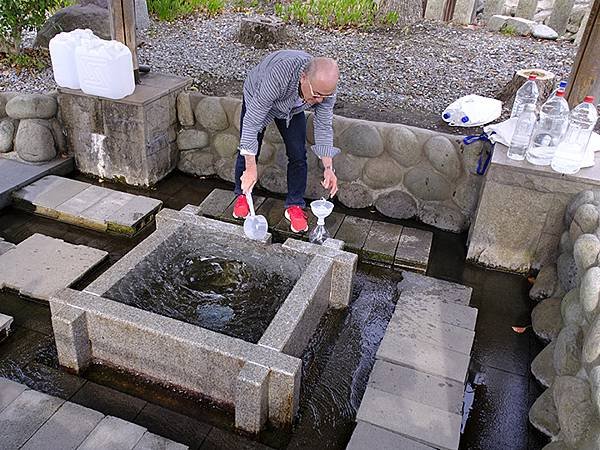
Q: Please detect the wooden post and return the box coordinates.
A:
[108,0,140,84]
[566,0,600,107]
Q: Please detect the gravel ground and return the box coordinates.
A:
[1,12,578,131]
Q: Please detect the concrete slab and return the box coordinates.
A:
[55,185,113,216]
[0,313,13,335]
[0,389,65,449]
[369,360,464,415]
[399,271,473,307]
[81,191,135,223]
[376,332,470,383]
[132,431,188,450]
[0,378,28,413]
[0,233,108,301]
[306,210,345,238]
[78,416,147,450]
[0,157,74,209]
[21,401,104,450]
[389,307,475,355]
[357,386,461,450]
[334,215,373,252]
[107,195,163,232]
[255,197,286,225]
[197,189,236,217]
[363,221,403,265]
[221,194,266,223]
[395,227,433,272]
[347,421,436,450]
[17,177,89,210]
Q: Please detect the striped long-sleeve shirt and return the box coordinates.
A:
[239,49,340,159]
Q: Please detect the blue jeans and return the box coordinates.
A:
[234,100,307,208]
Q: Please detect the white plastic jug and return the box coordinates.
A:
[75,39,135,100]
[49,29,99,89]
[442,95,503,127]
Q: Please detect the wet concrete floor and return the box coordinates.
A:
[0,171,548,450]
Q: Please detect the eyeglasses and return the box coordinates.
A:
[307,79,335,100]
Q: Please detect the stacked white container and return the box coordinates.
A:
[49,29,99,89]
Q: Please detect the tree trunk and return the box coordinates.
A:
[374,0,424,25]
[497,68,556,111]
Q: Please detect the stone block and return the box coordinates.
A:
[0,234,108,300]
[13,175,89,210]
[334,215,372,253]
[20,401,104,450]
[376,332,470,383]
[133,432,188,450]
[395,227,433,271]
[107,195,163,230]
[5,93,57,119]
[506,17,536,35]
[363,221,403,266]
[51,304,92,373]
[547,0,576,35]
[81,191,135,224]
[0,390,65,449]
[515,0,537,19]
[425,0,445,19]
[239,16,286,49]
[235,362,269,434]
[531,341,556,388]
[78,416,147,450]
[374,190,417,220]
[357,387,462,450]
[347,421,436,450]
[369,360,464,414]
[0,313,13,336]
[453,0,476,23]
[397,293,478,330]
[69,382,146,422]
[197,188,236,218]
[177,92,194,127]
[0,378,27,413]
[55,185,112,218]
[398,271,473,307]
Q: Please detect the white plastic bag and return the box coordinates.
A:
[442,95,503,127]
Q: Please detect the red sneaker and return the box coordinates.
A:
[233,195,249,219]
[285,205,308,233]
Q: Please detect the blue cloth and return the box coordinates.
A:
[234,99,308,208]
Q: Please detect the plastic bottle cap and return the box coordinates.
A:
[443,112,451,119]
[461,116,469,123]
[559,81,567,88]
[556,90,565,97]
[528,75,537,80]
[584,96,595,103]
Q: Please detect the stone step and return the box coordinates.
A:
[356,386,462,450]
[0,156,74,210]
[0,233,108,301]
[399,271,473,307]
[195,188,433,273]
[0,313,13,339]
[12,175,162,235]
[0,378,189,450]
[347,421,436,450]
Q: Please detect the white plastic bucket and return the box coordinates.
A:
[49,29,99,89]
[75,39,135,100]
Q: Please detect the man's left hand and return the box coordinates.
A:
[321,167,338,197]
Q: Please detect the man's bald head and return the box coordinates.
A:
[305,57,339,81]
[301,57,339,104]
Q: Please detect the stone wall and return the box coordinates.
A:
[528,190,600,448]
[175,93,484,233]
[0,92,66,162]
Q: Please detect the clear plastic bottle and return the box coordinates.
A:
[508,103,537,160]
[551,96,599,174]
[526,89,570,165]
[511,74,539,118]
[548,80,568,100]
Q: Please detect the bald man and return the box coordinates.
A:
[232,49,340,234]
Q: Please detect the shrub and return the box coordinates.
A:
[275,0,379,29]
[148,0,226,21]
[0,0,67,54]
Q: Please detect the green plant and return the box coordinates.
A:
[383,11,399,26]
[0,48,48,71]
[275,0,381,29]
[0,0,65,55]
[148,0,225,21]
[500,25,517,36]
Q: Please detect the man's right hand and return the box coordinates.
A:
[241,156,258,194]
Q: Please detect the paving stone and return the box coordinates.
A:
[0,233,108,300]
[55,185,113,216]
[306,210,345,238]
[363,221,403,265]
[398,271,473,307]
[376,332,470,383]
[0,377,27,413]
[78,416,147,450]
[357,387,461,450]
[334,215,373,252]
[107,195,163,231]
[368,360,464,414]
[21,401,104,450]
[0,313,13,336]
[13,176,89,209]
[81,191,136,223]
[255,197,286,225]
[70,382,147,422]
[0,389,65,449]
[132,431,188,450]
[196,188,236,218]
[347,421,436,450]
[396,294,478,331]
[0,238,16,256]
[389,306,475,355]
[395,227,433,272]
[0,158,74,209]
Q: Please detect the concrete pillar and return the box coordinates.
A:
[483,0,505,20]
[453,0,477,23]
[547,0,576,35]
[51,304,91,373]
[235,362,269,434]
